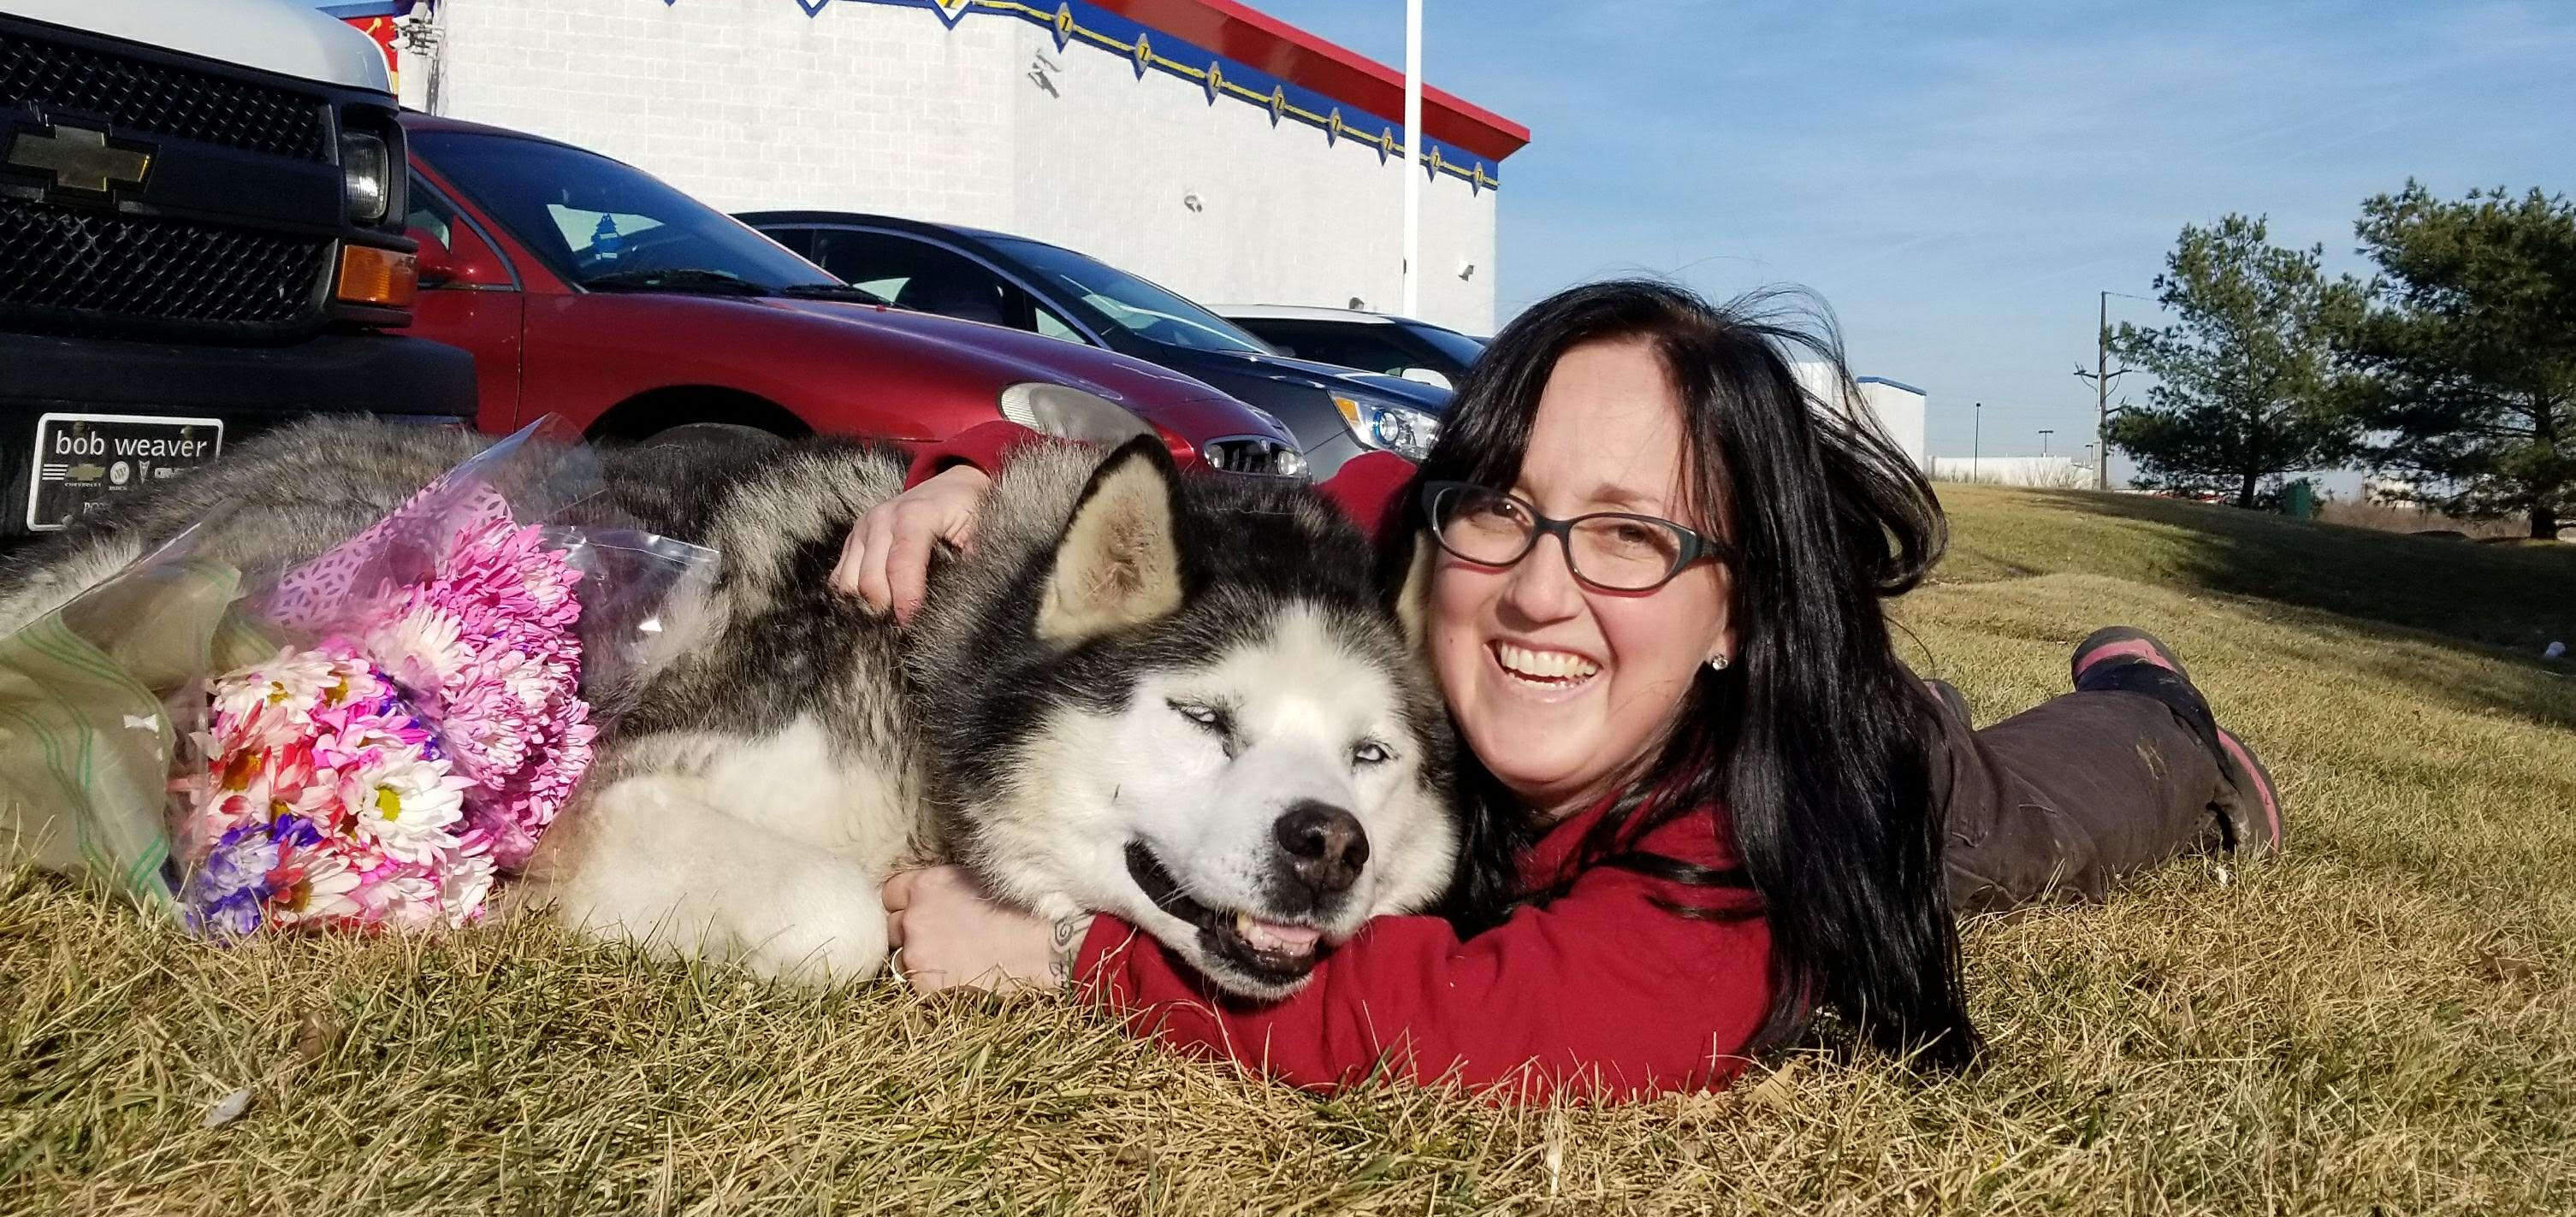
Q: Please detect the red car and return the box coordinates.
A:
[398,115,1300,474]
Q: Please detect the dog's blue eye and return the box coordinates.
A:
[1170,700,1226,731]
[1353,741,1392,765]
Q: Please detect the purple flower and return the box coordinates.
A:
[268,812,324,850]
[181,822,282,937]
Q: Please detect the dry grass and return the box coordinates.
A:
[2312,499,2530,541]
[9,489,2576,1214]
[1932,484,2576,654]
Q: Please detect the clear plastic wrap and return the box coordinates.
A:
[0,527,247,917]
[0,420,718,934]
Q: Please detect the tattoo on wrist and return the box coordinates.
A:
[1048,914,1085,985]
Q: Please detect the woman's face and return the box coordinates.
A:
[1427,336,1735,819]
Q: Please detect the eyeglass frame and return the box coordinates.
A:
[1418,480,1732,592]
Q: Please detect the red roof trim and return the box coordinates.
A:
[1090,0,1531,162]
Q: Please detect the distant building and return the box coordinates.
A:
[1791,365,1928,470]
[346,0,1528,334]
[1855,377,1927,470]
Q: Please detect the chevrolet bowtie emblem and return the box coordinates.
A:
[7,124,152,194]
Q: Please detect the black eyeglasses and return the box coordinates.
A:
[1420,481,1728,592]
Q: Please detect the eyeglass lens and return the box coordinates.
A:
[1434,487,1691,590]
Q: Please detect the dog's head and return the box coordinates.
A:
[931,439,1459,1000]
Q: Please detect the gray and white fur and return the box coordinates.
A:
[2,420,1461,997]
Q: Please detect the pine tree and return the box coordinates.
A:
[2337,183,2576,539]
[2106,216,2362,508]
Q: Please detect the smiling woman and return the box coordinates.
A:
[867,279,2288,1101]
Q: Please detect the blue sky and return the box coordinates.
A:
[1270,1,2576,470]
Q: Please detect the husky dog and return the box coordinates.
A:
[1,421,1460,998]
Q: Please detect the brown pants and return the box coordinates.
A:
[1933,689,2232,915]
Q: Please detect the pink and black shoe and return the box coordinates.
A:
[2071,626,2285,857]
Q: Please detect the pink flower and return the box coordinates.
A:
[178,507,594,937]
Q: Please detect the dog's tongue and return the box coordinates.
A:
[1236,914,1322,955]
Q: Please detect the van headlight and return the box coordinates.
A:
[341,133,391,224]
[1334,395,1441,459]
[998,382,1156,443]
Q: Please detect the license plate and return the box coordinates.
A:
[26,412,224,533]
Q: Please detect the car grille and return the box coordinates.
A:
[1203,436,1308,478]
[1,29,329,161]
[0,201,329,328]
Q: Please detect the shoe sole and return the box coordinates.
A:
[2076,627,2283,858]
[2072,626,2192,687]
[2214,727,2285,856]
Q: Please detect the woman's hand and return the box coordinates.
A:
[882,865,1093,994]
[832,464,995,623]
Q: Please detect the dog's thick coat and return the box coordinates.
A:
[1,420,1460,996]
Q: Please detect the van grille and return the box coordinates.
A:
[0,28,330,161]
[0,202,329,329]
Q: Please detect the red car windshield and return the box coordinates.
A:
[415,130,837,292]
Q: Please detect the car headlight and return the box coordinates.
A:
[1334,395,1442,460]
[998,382,1157,444]
[341,133,391,224]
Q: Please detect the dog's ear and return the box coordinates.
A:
[1037,436,1185,646]
[1388,527,1436,651]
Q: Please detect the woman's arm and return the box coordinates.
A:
[891,420,1419,534]
[891,810,1774,1102]
[838,423,1423,617]
[1075,826,1772,1102]
[830,421,1038,616]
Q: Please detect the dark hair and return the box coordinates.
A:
[1403,279,1978,1070]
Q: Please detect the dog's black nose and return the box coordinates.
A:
[1274,801,1370,895]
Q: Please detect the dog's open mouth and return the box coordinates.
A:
[1123,841,1324,986]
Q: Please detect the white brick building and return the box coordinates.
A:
[352,0,1526,334]
[1791,363,1928,471]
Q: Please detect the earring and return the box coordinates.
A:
[1707,654,1730,672]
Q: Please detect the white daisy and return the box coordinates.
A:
[265,845,364,928]
[437,851,497,928]
[208,647,343,738]
[365,602,470,695]
[342,744,468,865]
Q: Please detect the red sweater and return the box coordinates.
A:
[907,422,1776,1101]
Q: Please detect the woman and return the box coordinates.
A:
[864,281,2283,1101]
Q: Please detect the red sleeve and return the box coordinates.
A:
[903,424,1418,541]
[902,420,1048,488]
[1318,452,1418,542]
[1074,814,1772,1102]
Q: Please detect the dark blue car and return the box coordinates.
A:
[739,211,1450,479]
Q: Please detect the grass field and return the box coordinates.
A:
[7,487,2575,1214]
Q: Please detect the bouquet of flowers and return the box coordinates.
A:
[0,421,714,937]
[173,511,595,934]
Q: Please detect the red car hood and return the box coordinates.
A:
[764,297,1294,449]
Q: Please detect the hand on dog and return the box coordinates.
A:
[883,865,1093,994]
[833,464,994,623]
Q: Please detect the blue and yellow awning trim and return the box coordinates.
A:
[661,0,1501,192]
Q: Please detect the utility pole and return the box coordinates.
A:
[1972,401,1982,469]
[2038,428,2054,456]
[2076,290,2147,491]
[1401,0,1422,317]
[2091,292,2105,487]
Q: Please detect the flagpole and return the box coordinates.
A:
[1401,0,1422,318]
